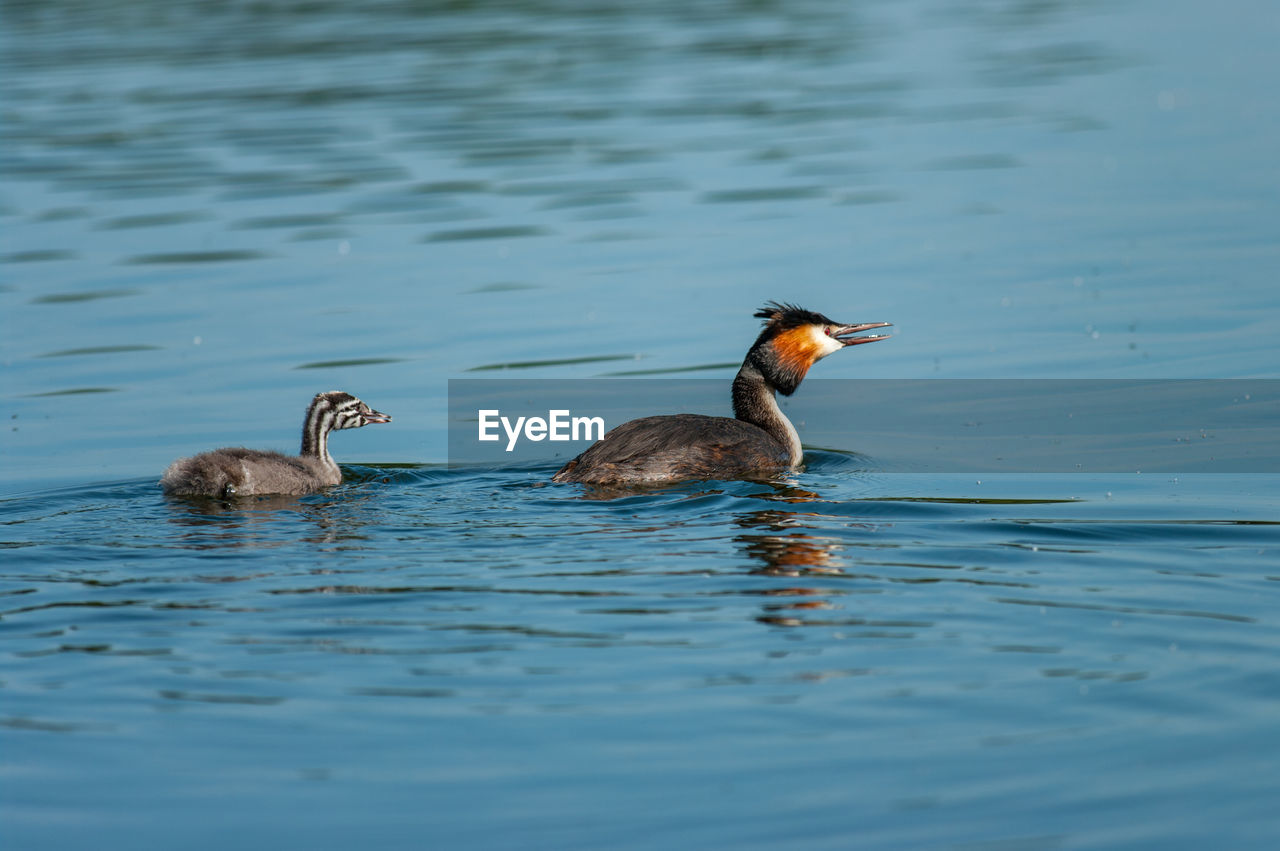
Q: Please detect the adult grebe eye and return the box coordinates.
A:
[825,326,833,336]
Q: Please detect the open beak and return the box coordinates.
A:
[362,409,392,425]
[834,321,892,346]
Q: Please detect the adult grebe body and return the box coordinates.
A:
[552,303,890,484]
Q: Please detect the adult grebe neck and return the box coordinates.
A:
[732,361,802,466]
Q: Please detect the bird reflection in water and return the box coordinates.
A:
[733,484,876,627]
[161,476,390,555]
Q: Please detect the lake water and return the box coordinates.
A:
[2,1,1278,848]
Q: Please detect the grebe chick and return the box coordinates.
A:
[160,391,391,497]
[552,302,890,485]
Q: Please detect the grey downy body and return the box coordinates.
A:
[160,391,390,497]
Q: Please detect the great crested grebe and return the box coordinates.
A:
[552,302,890,484]
[160,391,391,497]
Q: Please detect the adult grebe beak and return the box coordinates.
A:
[834,321,892,346]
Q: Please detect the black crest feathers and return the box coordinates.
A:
[753,301,837,330]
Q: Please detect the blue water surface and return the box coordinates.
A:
[2,1,1278,848]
